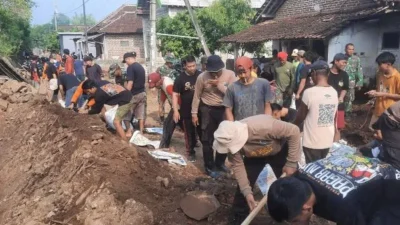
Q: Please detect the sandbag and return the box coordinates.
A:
[49,78,58,91]
[39,80,49,95]
[104,105,133,130]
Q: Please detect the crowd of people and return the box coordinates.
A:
[27,44,400,225]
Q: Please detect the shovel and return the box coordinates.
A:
[241,170,287,225]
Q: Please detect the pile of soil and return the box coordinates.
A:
[342,104,374,146]
[0,98,238,225]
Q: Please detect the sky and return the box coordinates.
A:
[31,0,138,25]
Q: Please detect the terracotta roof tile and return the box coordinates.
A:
[220,7,387,43]
[87,5,143,34]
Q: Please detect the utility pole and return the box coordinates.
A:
[150,0,157,73]
[53,0,58,32]
[82,0,89,55]
[183,0,211,56]
[54,11,58,32]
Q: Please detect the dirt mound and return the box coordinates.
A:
[0,99,234,225]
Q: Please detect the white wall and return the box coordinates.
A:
[328,14,400,79]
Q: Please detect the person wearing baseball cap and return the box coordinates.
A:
[213,114,300,223]
[223,56,273,122]
[275,51,296,108]
[294,60,339,163]
[123,51,146,134]
[191,55,237,177]
[156,55,179,122]
[328,53,350,141]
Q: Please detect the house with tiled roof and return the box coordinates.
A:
[157,0,265,17]
[221,0,400,80]
[85,4,146,62]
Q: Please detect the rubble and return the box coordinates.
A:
[180,191,221,221]
[0,99,8,111]
[81,190,154,225]
[0,79,34,105]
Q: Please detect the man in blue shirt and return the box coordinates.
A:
[73,55,85,82]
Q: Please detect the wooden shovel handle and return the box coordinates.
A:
[241,173,287,225]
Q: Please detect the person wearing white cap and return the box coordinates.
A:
[213,114,301,224]
[291,49,300,69]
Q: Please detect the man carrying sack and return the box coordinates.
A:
[213,114,301,224]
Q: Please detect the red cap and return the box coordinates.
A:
[235,56,253,70]
[277,52,288,60]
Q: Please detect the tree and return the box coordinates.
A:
[0,0,33,56]
[157,12,203,57]
[156,0,257,56]
[197,0,255,53]
[71,13,96,26]
[52,13,71,26]
[30,24,59,52]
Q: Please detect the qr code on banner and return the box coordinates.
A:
[318,104,336,126]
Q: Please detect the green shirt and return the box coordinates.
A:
[345,55,363,87]
[157,64,179,80]
[293,60,300,71]
[275,61,296,92]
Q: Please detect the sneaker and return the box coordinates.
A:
[195,140,201,147]
[216,165,231,174]
[205,168,222,179]
[188,153,196,162]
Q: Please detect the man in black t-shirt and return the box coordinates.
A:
[328,53,349,141]
[268,154,400,225]
[81,80,133,141]
[84,56,102,82]
[58,73,82,108]
[172,56,200,161]
[123,52,146,134]
[296,51,318,100]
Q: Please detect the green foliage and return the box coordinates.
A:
[30,24,59,52]
[198,0,255,53]
[0,0,33,56]
[156,0,257,56]
[71,13,96,26]
[157,12,203,57]
[53,13,71,26]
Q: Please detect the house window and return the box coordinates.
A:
[382,32,400,49]
[120,41,129,47]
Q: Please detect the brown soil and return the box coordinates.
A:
[0,88,365,225]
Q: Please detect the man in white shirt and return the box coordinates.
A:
[294,60,338,163]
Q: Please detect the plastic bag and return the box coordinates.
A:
[104,105,132,130]
[256,164,277,195]
[49,78,58,90]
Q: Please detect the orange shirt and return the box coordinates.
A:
[42,63,48,79]
[65,55,75,74]
[71,82,95,107]
[374,69,400,116]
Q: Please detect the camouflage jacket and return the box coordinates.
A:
[157,64,179,80]
[345,55,363,87]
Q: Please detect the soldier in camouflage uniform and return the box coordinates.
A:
[156,55,179,121]
[344,43,363,118]
[109,63,126,86]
